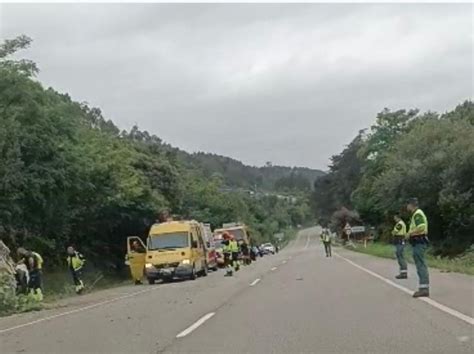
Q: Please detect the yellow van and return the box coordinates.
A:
[127,220,208,284]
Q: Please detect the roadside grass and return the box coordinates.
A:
[347,242,474,276]
[42,269,129,303]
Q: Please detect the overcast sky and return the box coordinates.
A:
[1,3,472,169]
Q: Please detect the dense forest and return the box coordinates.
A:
[175,151,324,192]
[312,102,474,256]
[0,36,315,269]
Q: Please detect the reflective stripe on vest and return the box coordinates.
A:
[393,220,407,237]
[409,208,428,236]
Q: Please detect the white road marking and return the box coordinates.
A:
[0,286,160,334]
[250,278,261,286]
[271,267,277,271]
[176,312,215,338]
[457,336,470,342]
[334,252,474,326]
[304,235,310,249]
[282,260,287,264]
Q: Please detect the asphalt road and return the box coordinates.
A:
[1,228,472,353]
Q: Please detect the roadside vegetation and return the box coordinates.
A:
[0,36,316,314]
[311,97,473,258]
[347,243,474,276]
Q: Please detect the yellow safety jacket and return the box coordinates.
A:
[392,220,407,238]
[67,251,85,271]
[22,252,43,271]
[229,240,239,253]
[409,208,428,237]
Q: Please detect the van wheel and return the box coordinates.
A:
[148,278,155,285]
[190,265,197,280]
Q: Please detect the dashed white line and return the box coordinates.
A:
[250,278,261,286]
[271,267,277,271]
[0,286,160,334]
[282,260,287,264]
[334,252,474,326]
[176,312,215,338]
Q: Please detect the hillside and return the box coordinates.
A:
[174,151,325,192]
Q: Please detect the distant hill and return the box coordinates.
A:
[174,150,325,192]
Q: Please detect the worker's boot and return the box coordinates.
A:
[225,270,233,277]
[76,281,85,294]
[395,273,408,279]
[413,288,430,298]
[34,288,43,302]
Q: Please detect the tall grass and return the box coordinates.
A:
[42,268,129,302]
[348,242,474,276]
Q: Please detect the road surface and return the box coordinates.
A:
[1,228,472,353]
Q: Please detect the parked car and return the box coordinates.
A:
[261,243,275,255]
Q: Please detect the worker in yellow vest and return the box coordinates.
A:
[320,228,332,257]
[67,246,86,294]
[229,236,240,272]
[17,247,44,301]
[407,198,430,298]
[392,215,407,279]
[222,232,234,276]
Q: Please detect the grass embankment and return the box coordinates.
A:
[348,242,474,276]
[42,269,129,303]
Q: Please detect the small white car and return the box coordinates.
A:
[261,243,275,255]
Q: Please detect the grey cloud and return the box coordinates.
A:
[1,3,472,169]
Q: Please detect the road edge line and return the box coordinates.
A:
[176,312,215,338]
[334,252,474,326]
[0,286,159,334]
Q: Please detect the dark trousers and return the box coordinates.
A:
[71,268,83,286]
[28,269,42,291]
[323,242,332,257]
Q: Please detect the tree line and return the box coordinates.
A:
[311,101,473,256]
[0,36,313,270]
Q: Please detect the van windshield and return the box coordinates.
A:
[148,232,189,250]
[228,229,245,241]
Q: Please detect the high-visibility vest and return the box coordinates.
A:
[392,220,407,237]
[321,232,331,242]
[67,251,85,271]
[222,241,231,253]
[23,252,43,271]
[229,240,239,253]
[32,252,43,270]
[409,208,428,236]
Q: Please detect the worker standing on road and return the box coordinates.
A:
[407,198,430,298]
[320,228,332,257]
[67,246,86,294]
[222,232,234,276]
[392,215,408,279]
[230,235,240,272]
[17,247,44,301]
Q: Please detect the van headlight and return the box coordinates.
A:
[145,263,153,268]
[181,259,190,265]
